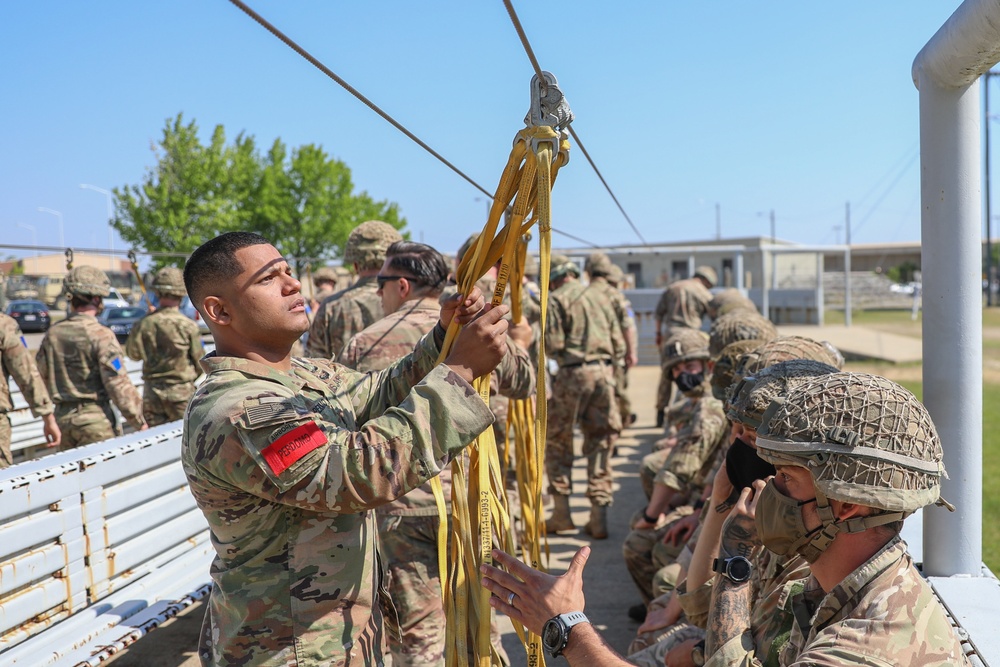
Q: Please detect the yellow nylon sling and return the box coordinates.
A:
[433,123,570,666]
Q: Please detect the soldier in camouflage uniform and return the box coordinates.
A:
[706,372,970,666]
[341,241,533,666]
[710,338,765,401]
[707,288,757,319]
[586,253,638,429]
[544,254,624,540]
[180,232,509,667]
[654,266,715,426]
[36,266,147,449]
[306,220,403,359]
[1,313,60,465]
[125,267,204,426]
[624,329,727,604]
[309,266,339,311]
[707,310,777,358]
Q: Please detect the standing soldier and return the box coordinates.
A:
[36,266,147,448]
[306,220,403,359]
[588,256,638,428]
[653,266,716,427]
[1,313,60,466]
[545,254,624,540]
[308,266,339,313]
[125,267,205,426]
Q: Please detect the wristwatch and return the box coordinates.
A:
[712,555,752,583]
[691,639,707,666]
[541,611,589,657]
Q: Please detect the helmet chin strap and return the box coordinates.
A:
[798,488,907,563]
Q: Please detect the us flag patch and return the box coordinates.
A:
[261,421,326,476]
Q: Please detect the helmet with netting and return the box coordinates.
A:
[726,359,839,429]
[343,220,403,267]
[152,267,186,297]
[549,254,579,281]
[694,265,717,287]
[661,328,710,373]
[711,338,766,401]
[312,267,338,286]
[733,336,842,387]
[64,265,111,298]
[456,233,480,265]
[756,372,945,515]
[708,288,757,319]
[607,264,625,286]
[584,251,614,278]
[708,310,778,357]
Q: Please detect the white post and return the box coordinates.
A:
[761,248,770,321]
[735,252,745,290]
[911,0,1000,576]
[843,247,852,327]
[816,254,824,326]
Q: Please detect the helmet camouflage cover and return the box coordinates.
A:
[343,220,403,267]
[708,288,757,318]
[708,310,778,357]
[64,265,111,298]
[661,328,710,373]
[549,254,579,281]
[693,265,718,287]
[152,266,186,297]
[711,338,766,401]
[584,251,614,277]
[312,267,338,285]
[756,372,945,514]
[733,335,843,386]
[726,359,839,429]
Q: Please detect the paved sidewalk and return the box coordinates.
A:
[777,324,923,364]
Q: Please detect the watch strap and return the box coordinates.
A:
[559,611,588,628]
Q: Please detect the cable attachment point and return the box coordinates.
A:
[524,71,573,130]
[64,248,74,270]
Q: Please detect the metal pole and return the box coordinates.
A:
[735,252,744,290]
[844,203,852,327]
[986,75,994,306]
[761,248,770,321]
[816,253,825,326]
[914,65,983,577]
[37,207,65,248]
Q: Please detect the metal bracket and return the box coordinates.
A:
[524,72,573,161]
[65,248,74,270]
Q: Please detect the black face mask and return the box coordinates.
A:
[725,437,776,492]
[674,371,704,394]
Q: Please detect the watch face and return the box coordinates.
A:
[730,556,752,581]
[542,618,564,653]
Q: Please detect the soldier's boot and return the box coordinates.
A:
[583,504,609,540]
[543,495,576,535]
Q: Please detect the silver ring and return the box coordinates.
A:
[507,591,516,606]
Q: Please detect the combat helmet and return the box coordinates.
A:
[708,310,778,357]
[607,264,625,286]
[312,267,338,286]
[726,359,839,429]
[733,335,843,387]
[755,372,948,561]
[344,220,403,268]
[693,265,717,287]
[549,254,579,281]
[64,265,111,298]
[708,288,757,319]
[584,251,614,278]
[152,267,186,297]
[711,338,765,401]
[661,328,710,373]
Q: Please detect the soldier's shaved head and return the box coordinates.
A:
[184,232,270,314]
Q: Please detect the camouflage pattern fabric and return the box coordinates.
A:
[655,278,712,331]
[182,330,494,667]
[589,275,636,424]
[653,385,727,495]
[732,336,843,387]
[708,288,758,319]
[546,278,625,368]
[708,311,778,357]
[628,623,705,667]
[622,506,694,604]
[306,275,384,360]
[711,339,766,401]
[706,538,969,667]
[125,305,205,427]
[0,314,54,465]
[36,313,144,449]
[341,297,528,667]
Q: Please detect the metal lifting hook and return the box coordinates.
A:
[524,71,573,160]
[64,248,74,270]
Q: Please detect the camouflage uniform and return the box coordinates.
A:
[306,276,384,360]
[341,297,533,666]
[707,288,757,319]
[182,329,494,667]
[125,268,204,426]
[654,275,713,413]
[0,314,55,466]
[37,311,145,449]
[545,269,624,506]
[708,311,777,358]
[587,265,636,428]
[623,380,727,603]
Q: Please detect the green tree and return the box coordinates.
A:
[112,113,405,271]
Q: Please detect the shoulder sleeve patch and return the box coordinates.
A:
[111,357,122,372]
[261,420,326,476]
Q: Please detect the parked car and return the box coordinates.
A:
[4,299,51,332]
[97,305,148,343]
[179,296,211,334]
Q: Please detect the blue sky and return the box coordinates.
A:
[0,2,970,265]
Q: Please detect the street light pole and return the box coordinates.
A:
[37,207,64,247]
[80,184,116,271]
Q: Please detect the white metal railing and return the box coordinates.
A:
[0,425,213,666]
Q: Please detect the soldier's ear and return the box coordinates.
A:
[202,296,230,327]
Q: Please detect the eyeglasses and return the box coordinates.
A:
[376,274,409,289]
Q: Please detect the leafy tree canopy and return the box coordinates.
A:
[112,113,406,273]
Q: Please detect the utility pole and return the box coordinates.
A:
[715,203,721,240]
[845,201,852,327]
[986,72,996,306]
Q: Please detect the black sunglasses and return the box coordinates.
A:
[376,274,410,288]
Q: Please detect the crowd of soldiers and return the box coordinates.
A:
[0,221,971,666]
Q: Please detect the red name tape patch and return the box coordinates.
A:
[261,421,326,476]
